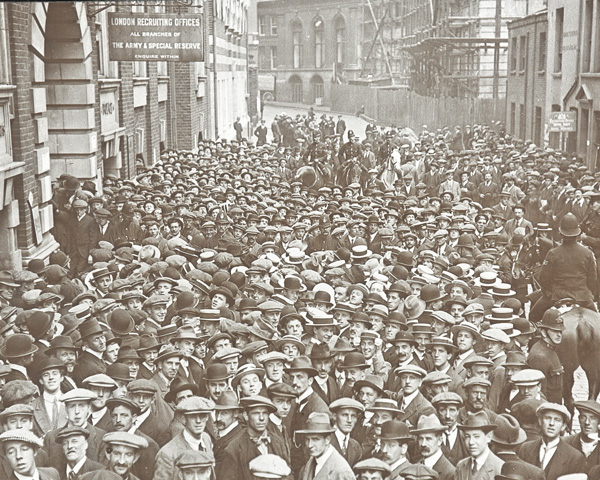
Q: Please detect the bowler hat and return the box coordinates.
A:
[1,334,38,358]
[78,319,104,339]
[379,420,411,441]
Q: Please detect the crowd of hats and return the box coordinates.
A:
[0,120,597,480]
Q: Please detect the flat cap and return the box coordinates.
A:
[463,377,491,389]
[431,391,463,406]
[267,382,297,399]
[510,369,545,386]
[249,454,291,478]
[83,374,118,390]
[56,426,90,443]
[536,402,571,422]
[176,450,215,469]
[212,347,242,362]
[353,458,392,474]
[0,430,43,448]
[574,400,600,418]
[0,404,34,422]
[481,328,511,344]
[176,396,215,414]
[61,388,97,403]
[394,364,427,378]
[127,379,158,395]
[102,432,148,450]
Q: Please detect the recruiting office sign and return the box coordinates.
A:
[108,13,203,62]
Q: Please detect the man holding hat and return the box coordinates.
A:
[518,402,585,480]
[176,451,216,480]
[219,395,290,480]
[455,411,504,480]
[296,411,354,480]
[154,396,214,480]
[0,430,59,480]
[55,426,105,479]
[102,431,148,480]
[412,414,455,480]
[565,400,600,467]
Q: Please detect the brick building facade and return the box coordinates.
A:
[256,0,362,106]
[506,10,548,147]
[0,1,249,269]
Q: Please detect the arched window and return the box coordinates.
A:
[289,75,303,103]
[291,20,303,69]
[313,17,324,68]
[310,75,324,103]
[334,16,346,64]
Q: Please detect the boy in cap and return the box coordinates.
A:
[154,396,214,480]
[219,396,290,480]
[127,379,172,447]
[353,458,392,480]
[103,432,148,480]
[455,411,503,480]
[329,397,364,467]
[0,430,59,480]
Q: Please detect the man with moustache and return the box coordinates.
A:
[45,336,79,391]
[378,420,413,479]
[105,397,159,480]
[55,426,104,479]
[213,391,244,466]
[431,392,468,466]
[411,415,455,480]
[102,431,148,480]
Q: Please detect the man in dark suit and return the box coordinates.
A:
[490,413,545,480]
[219,396,290,480]
[455,411,504,480]
[432,392,468,466]
[296,412,355,480]
[71,320,106,386]
[43,389,106,473]
[213,391,244,467]
[310,343,340,405]
[127,379,173,447]
[68,199,98,277]
[55,426,104,479]
[564,400,600,470]
[0,430,59,480]
[518,402,586,480]
[94,208,116,245]
[379,420,413,478]
[411,414,455,480]
[504,204,534,239]
[330,398,363,467]
[477,172,500,208]
[105,397,159,480]
[394,365,435,428]
[285,356,330,475]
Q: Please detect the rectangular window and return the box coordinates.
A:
[535,106,542,146]
[133,61,147,78]
[336,26,345,64]
[520,35,527,71]
[258,16,266,35]
[315,30,324,68]
[583,0,593,72]
[554,7,564,73]
[258,46,267,70]
[539,31,547,71]
[293,31,302,69]
[0,4,10,84]
[269,46,277,70]
[270,17,278,36]
[157,61,168,76]
[520,104,526,139]
[135,128,145,155]
[511,102,516,134]
[511,37,518,72]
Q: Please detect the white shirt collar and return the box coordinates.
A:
[314,375,328,386]
[389,458,409,472]
[401,390,419,408]
[218,421,239,438]
[334,429,349,446]
[314,445,334,476]
[422,448,443,468]
[67,456,88,475]
[183,428,206,450]
[82,346,104,360]
[457,349,474,362]
[9,363,29,379]
[473,447,491,469]
[269,413,282,426]
[135,408,152,428]
[296,387,314,406]
[90,407,107,424]
[14,471,40,480]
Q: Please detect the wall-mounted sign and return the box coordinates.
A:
[108,13,204,62]
[548,111,576,132]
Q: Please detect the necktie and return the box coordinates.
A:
[69,472,76,480]
[342,435,348,455]
[307,457,316,480]
[443,432,449,447]
[471,458,478,478]
[540,444,551,469]
[52,399,59,429]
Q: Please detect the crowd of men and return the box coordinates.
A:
[1,115,600,480]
